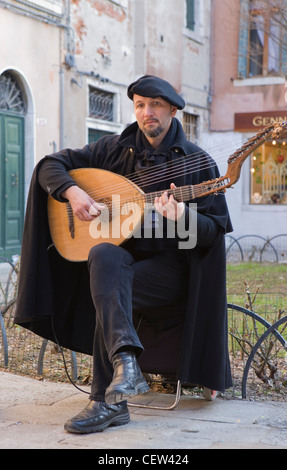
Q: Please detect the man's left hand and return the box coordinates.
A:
[154,183,185,221]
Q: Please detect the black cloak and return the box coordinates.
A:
[14,119,233,392]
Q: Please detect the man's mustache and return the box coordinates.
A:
[143,119,159,125]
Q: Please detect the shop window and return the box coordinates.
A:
[250,140,287,204]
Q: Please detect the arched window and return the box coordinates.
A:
[0,71,26,115]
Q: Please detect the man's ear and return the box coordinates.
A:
[171,106,177,117]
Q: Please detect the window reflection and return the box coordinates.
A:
[251,140,287,204]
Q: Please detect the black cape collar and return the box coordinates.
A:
[118,118,189,155]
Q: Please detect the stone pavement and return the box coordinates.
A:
[0,370,287,450]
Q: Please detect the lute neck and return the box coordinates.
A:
[144,186,192,204]
[143,178,228,204]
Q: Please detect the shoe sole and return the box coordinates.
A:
[203,388,218,401]
[105,382,150,405]
[64,412,130,434]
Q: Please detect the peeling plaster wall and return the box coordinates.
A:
[0,0,213,155]
[64,0,212,147]
[63,0,135,147]
[70,0,132,82]
[143,0,183,91]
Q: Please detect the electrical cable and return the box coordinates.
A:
[51,316,90,395]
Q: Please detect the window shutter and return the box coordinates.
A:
[282,34,287,75]
[237,0,249,78]
[281,0,287,74]
[186,0,195,31]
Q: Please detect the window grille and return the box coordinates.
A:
[89,87,114,122]
[0,72,26,115]
[183,112,198,142]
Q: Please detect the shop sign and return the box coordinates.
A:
[234,111,287,131]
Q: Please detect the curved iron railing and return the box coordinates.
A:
[241,315,287,399]
[1,255,287,400]
[226,234,287,263]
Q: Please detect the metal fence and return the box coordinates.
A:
[1,250,287,402]
[226,234,287,263]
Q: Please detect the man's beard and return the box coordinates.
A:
[143,124,164,138]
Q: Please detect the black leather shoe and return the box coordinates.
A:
[105,351,149,404]
[64,400,130,434]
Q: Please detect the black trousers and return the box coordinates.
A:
[87,242,188,401]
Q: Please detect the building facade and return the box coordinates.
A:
[0,0,64,258]
[0,0,212,259]
[209,0,287,239]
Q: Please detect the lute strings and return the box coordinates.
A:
[83,142,234,203]
[62,139,243,219]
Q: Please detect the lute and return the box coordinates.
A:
[48,121,287,261]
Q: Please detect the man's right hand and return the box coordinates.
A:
[62,186,106,221]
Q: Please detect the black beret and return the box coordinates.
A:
[127,75,185,110]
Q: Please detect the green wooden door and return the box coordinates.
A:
[0,114,24,259]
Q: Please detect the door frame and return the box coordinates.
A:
[0,69,34,260]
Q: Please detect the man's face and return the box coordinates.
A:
[133,95,177,141]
